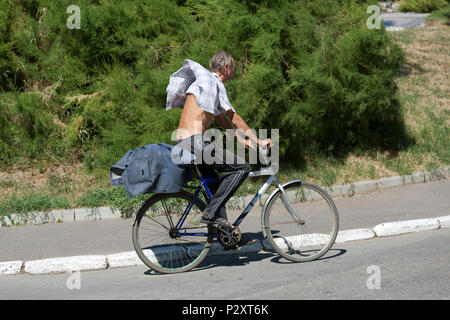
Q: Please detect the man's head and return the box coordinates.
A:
[210,50,235,82]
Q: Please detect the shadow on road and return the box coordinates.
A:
[142,231,347,276]
[142,250,276,276]
[269,248,347,264]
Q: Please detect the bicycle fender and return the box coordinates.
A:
[260,179,302,238]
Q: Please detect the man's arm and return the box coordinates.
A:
[214,113,249,147]
[223,110,272,148]
[214,113,234,131]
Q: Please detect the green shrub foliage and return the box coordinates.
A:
[0,0,408,170]
[399,0,449,13]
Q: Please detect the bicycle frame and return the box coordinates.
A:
[174,166,299,238]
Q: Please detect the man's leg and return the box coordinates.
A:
[201,140,251,221]
[176,134,250,223]
[197,165,228,220]
[201,140,257,246]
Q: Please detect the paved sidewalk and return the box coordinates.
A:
[381,12,430,30]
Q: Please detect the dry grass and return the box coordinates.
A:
[394,22,450,112]
[0,162,101,199]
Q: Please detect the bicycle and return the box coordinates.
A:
[132,147,339,274]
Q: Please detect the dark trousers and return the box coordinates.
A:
[176,134,251,220]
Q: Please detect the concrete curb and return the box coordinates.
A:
[106,251,143,269]
[336,228,376,243]
[437,215,450,228]
[1,166,448,227]
[2,215,449,276]
[24,255,108,275]
[0,207,121,227]
[0,261,23,275]
[386,26,405,32]
[372,218,440,237]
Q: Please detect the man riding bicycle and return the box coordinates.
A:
[166,50,271,236]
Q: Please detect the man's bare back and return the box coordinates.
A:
[176,94,214,140]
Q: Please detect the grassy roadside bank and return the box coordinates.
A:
[1,17,449,221]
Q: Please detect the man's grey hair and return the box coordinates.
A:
[209,50,234,72]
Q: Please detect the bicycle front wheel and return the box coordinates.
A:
[263,181,339,262]
[132,192,210,274]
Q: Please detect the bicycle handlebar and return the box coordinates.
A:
[258,145,271,165]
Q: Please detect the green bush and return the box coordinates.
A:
[427,5,450,23]
[399,0,449,13]
[0,0,408,172]
[0,92,67,164]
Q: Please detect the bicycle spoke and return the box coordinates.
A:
[161,200,175,230]
[133,193,210,273]
[264,182,339,262]
[142,215,170,231]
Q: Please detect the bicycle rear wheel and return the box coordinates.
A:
[263,181,339,262]
[132,191,210,274]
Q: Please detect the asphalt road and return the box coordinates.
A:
[0,228,448,300]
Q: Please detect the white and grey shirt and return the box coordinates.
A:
[166,59,236,115]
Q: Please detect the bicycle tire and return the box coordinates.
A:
[132,191,211,274]
[263,181,339,262]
